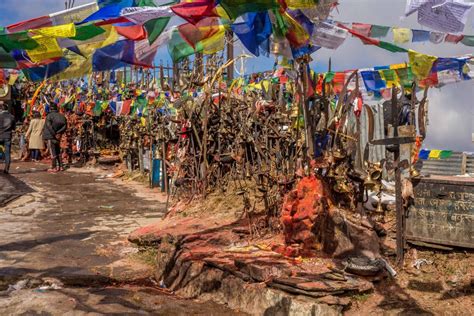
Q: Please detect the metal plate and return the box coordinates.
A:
[406,177,474,248]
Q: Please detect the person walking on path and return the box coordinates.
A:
[0,102,16,174]
[43,103,67,173]
[26,111,45,162]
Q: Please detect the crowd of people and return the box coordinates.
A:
[0,101,67,174]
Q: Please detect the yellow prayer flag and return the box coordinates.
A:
[393,28,411,44]
[8,74,18,85]
[27,35,63,63]
[390,63,409,70]
[429,150,442,159]
[262,79,270,92]
[286,0,317,9]
[33,23,76,38]
[408,50,437,79]
[200,27,225,55]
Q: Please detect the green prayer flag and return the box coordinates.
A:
[0,32,39,51]
[461,35,474,47]
[324,71,335,83]
[378,41,408,53]
[370,25,390,38]
[93,101,103,116]
[220,0,280,20]
[0,46,17,69]
[138,0,157,6]
[145,17,170,44]
[271,9,289,38]
[168,29,201,62]
[439,150,453,159]
[70,24,106,41]
[381,69,396,82]
[395,67,414,88]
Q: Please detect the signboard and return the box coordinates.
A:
[406,176,474,248]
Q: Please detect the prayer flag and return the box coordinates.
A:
[411,29,430,42]
[70,24,106,41]
[440,150,453,159]
[27,36,63,63]
[145,17,171,44]
[461,35,474,46]
[429,31,445,44]
[0,32,39,51]
[219,0,280,20]
[418,1,472,34]
[311,22,347,49]
[7,16,52,33]
[445,34,464,44]
[429,149,442,159]
[171,0,218,25]
[418,149,430,160]
[120,6,173,24]
[352,23,371,37]
[370,25,390,38]
[361,70,386,92]
[115,25,147,40]
[232,12,272,57]
[393,27,411,44]
[408,50,437,79]
[33,23,77,38]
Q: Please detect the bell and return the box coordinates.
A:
[327,168,335,178]
[376,200,384,213]
[410,166,420,178]
[370,169,382,181]
[364,174,376,189]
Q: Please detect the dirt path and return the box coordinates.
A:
[0,161,243,315]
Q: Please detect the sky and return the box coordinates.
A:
[0,0,473,151]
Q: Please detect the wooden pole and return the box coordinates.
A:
[392,86,405,267]
[301,58,314,158]
[226,30,234,81]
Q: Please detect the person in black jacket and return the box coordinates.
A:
[0,101,16,174]
[43,103,67,173]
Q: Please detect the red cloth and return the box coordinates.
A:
[352,23,372,37]
[445,34,464,44]
[171,0,218,25]
[7,15,52,33]
[121,100,132,115]
[178,17,221,48]
[116,25,147,41]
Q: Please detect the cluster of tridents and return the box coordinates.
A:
[149,55,427,239]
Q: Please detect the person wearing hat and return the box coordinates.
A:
[0,101,16,174]
[43,103,67,173]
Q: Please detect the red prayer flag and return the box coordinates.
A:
[7,16,52,33]
[171,0,218,25]
[352,23,371,37]
[445,34,464,44]
[122,100,132,115]
[333,72,345,94]
[116,25,147,41]
[178,17,221,48]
